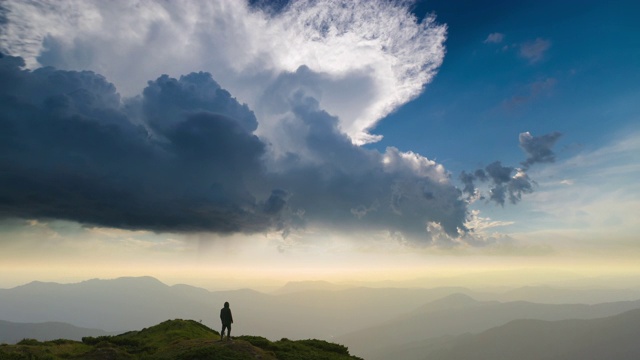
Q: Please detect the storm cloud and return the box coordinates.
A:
[0,53,275,233]
[0,0,563,246]
[0,53,470,242]
[263,90,468,239]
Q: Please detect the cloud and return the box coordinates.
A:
[485,161,514,185]
[483,32,504,44]
[457,131,561,206]
[519,38,551,64]
[483,161,534,206]
[0,53,471,242]
[459,171,476,196]
[0,0,466,244]
[519,131,562,169]
[0,0,446,146]
[503,77,557,109]
[0,1,564,246]
[0,53,277,233]
[262,89,469,239]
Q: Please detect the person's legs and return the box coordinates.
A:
[221,324,231,340]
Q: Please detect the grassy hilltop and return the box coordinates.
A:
[0,319,363,360]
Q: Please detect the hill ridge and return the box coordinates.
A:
[419,308,640,360]
[0,318,363,360]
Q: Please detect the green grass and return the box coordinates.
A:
[238,336,363,360]
[0,338,94,359]
[0,320,362,360]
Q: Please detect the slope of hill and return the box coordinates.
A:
[421,308,640,360]
[337,293,640,360]
[0,319,363,360]
[0,320,114,344]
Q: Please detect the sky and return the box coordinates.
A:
[0,0,638,290]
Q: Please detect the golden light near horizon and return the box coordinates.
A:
[3,219,640,290]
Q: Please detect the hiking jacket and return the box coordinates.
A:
[220,307,233,325]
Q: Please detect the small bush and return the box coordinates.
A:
[82,336,107,345]
[45,339,76,345]
[236,336,273,349]
[17,338,40,346]
[95,341,115,348]
[298,339,350,355]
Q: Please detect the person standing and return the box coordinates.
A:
[220,301,233,341]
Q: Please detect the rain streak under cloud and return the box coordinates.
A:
[0,0,560,246]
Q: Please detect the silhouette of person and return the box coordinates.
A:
[220,301,233,340]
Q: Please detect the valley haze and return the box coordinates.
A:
[3,276,640,359]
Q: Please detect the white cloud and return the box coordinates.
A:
[0,0,446,146]
[519,38,551,64]
[483,32,504,44]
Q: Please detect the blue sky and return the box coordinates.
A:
[374,0,640,172]
[0,0,638,288]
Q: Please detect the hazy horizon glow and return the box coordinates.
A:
[1,0,639,290]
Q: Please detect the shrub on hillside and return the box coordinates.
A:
[298,339,350,355]
[16,339,40,346]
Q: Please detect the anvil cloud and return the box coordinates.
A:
[0,0,560,245]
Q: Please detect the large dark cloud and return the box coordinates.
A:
[142,72,258,134]
[0,53,471,242]
[265,90,468,239]
[0,53,278,233]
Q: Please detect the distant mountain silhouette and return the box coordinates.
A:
[419,308,640,360]
[337,293,640,360]
[0,276,269,334]
[273,280,351,294]
[496,285,640,304]
[0,320,114,344]
[4,275,640,353]
[0,276,482,340]
[410,293,492,313]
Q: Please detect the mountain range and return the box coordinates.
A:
[391,308,640,360]
[3,276,640,359]
[0,276,480,339]
[0,320,114,344]
[337,293,640,360]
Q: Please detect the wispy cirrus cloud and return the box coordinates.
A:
[483,32,504,44]
[519,37,551,64]
[503,77,557,109]
[514,131,640,253]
